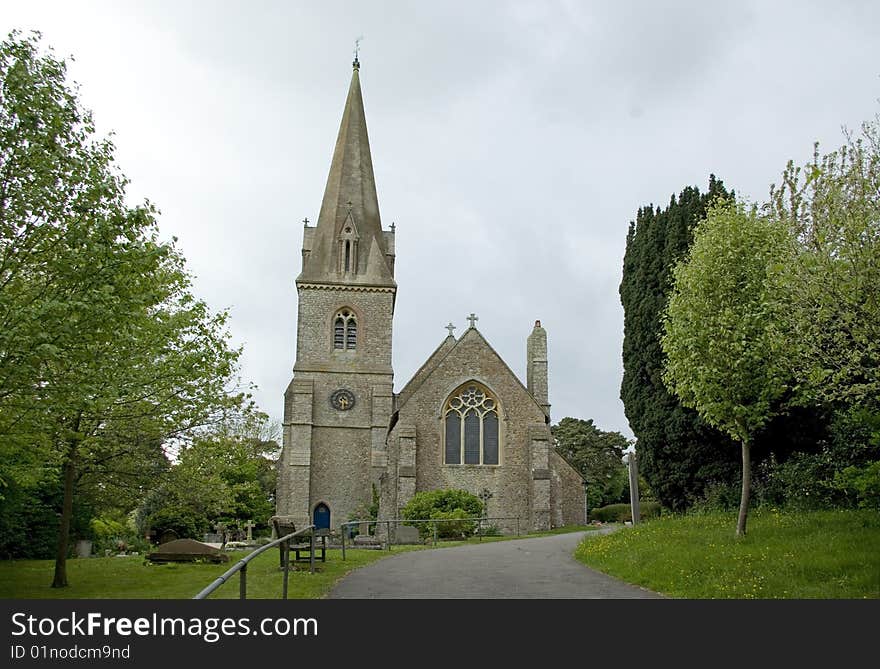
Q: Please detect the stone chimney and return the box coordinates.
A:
[527,320,550,416]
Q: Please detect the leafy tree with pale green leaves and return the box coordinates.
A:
[0,32,246,586]
[769,116,880,408]
[661,200,794,536]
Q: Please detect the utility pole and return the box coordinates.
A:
[624,452,640,524]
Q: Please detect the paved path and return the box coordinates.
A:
[328,529,663,598]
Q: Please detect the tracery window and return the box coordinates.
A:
[333,309,357,350]
[444,383,499,465]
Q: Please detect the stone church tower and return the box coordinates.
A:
[275,57,396,530]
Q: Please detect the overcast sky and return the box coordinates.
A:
[4,2,879,439]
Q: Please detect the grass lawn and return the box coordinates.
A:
[575,508,880,598]
[0,525,595,599]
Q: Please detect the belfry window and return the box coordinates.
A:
[333,309,357,350]
[443,383,500,465]
[337,214,359,275]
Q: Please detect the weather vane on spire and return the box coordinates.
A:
[353,36,363,69]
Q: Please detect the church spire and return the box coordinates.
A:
[298,59,395,287]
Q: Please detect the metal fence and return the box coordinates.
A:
[339,516,521,560]
[193,524,316,600]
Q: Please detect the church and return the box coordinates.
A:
[275,58,585,534]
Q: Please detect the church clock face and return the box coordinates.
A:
[330,388,356,411]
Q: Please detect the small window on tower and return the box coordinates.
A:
[333,309,357,351]
[346,319,357,350]
[334,317,345,349]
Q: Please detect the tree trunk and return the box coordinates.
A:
[52,438,78,588]
[736,438,751,537]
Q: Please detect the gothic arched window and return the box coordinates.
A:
[333,309,357,350]
[443,382,500,465]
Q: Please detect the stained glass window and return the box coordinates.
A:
[445,413,461,464]
[483,411,499,465]
[464,410,480,464]
[443,382,500,465]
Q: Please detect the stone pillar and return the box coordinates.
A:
[278,377,314,529]
[529,424,551,532]
[527,321,550,415]
[397,425,417,511]
[371,383,393,478]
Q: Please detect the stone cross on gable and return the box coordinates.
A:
[467,313,479,329]
[244,520,255,541]
[303,217,309,226]
[445,322,456,337]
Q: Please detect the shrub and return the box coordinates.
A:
[401,489,482,540]
[753,449,847,510]
[590,502,660,523]
[692,480,743,512]
[835,461,880,509]
[145,507,207,542]
[430,509,476,539]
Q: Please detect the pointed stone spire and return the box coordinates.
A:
[298,60,395,287]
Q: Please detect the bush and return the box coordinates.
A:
[835,461,880,509]
[430,509,476,539]
[145,507,207,542]
[754,449,847,510]
[401,489,482,540]
[89,514,148,555]
[692,480,743,512]
[590,502,660,523]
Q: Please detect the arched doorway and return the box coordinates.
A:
[312,503,331,531]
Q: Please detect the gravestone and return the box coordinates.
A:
[270,515,297,538]
[353,535,383,549]
[244,520,255,542]
[147,538,229,564]
[394,525,420,545]
[158,529,178,545]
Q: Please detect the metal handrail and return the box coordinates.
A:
[340,516,521,559]
[193,524,316,600]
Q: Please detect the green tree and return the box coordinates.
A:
[619,177,742,510]
[551,417,628,509]
[0,32,244,586]
[137,413,278,540]
[769,116,880,408]
[662,200,794,535]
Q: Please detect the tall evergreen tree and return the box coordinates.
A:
[620,176,741,510]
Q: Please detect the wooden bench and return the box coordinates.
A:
[270,516,329,567]
[290,529,329,563]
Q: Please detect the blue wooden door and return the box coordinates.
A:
[313,503,331,530]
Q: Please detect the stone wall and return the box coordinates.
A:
[294,287,395,374]
[550,451,585,526]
